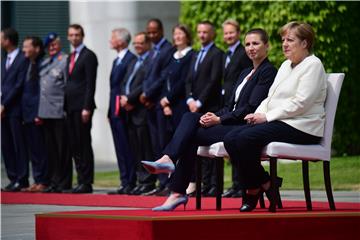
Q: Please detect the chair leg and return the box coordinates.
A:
[276,188,283,209]
[259,194,265,208]
[196,158,202,210]
[323,161,336,210]
[215,158,224,211]
[269,157,277,212]
[302,161,312,211]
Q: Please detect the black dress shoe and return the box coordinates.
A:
[142,186,163,196]
[2,182,16,192]
[129,185,142,195]
[155,187,171,196]
[222,188,237,198]
[4,182,29,192]
[204,186,217,197]
[108,185,134,195]
[240,189,263,212]
[232,189,244,198]
[201,186,211,196]
[42,185,62,193]
[71,184,93,193]
[137,184,155,195]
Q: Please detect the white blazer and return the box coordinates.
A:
[255,55,327,137]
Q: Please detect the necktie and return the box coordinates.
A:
[152,47,159,59]
[194,49,205,72]
[125,57,143,94]
[5,56,11,70]
[115,56,122,66]
[68,51,76,74]
[225,50,232,68]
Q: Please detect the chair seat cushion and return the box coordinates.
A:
[198,141,330,161]
[263,142,330,161]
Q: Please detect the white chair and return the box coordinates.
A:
[197,73,345,212]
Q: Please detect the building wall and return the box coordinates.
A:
[69,1,180,163]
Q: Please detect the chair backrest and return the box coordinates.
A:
[320,73,345,155]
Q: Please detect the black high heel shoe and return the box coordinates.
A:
[264,177,283,210]
[240,189,264,212]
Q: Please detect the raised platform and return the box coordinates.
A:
[36,207,360,240]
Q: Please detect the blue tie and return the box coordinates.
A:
[115,57,122,66]
[152,47,160,59]
[225,50,232,68]
[125,57,143,94]
[194,49,205,72]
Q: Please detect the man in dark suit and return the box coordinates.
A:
[120,32,154,195]
[65,24,98,193]
[221,19,252,198]
[21,36,49,192]
[139,19,175,195]
[1,28,29,191]
[185,21,224,196]
[107,28,137,195]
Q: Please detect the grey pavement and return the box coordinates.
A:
[1,190,359,240]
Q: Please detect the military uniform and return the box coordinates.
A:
[39,51,72,192]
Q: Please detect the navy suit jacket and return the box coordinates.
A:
[142,39,175,101]
[121,53,152,126]
[1,51,27,117]
[185,44,224,113]
[21,59,43,123]
[216,58,277,125]
[108,50,136,118]
[223,43,252,104]
[65,46,98,112]
[160,50,195,105]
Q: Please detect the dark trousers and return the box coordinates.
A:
[1,117,29,185]
[23,122,48,184]
[43,119,72,189]
[127,120,155,186]
[110,116,136,187]
[147,106,168,188]
[156,100,188,188]
[164,112,240,194]
[223,121,321,189]
[66,111,94,185]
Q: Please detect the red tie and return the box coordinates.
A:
[69,51,76,74]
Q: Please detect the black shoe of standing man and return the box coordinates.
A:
[71,184,93,193]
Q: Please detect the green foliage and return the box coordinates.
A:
[180,1,360,155]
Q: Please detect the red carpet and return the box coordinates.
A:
[2,191,360,210]
[3,192,359,240]
[36,209,360,240]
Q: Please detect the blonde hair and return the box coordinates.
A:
[280,21,315,52]
[222,19,240,33]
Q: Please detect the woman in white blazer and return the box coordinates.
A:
[223,21,327,212]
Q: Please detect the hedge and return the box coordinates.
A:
[180,1,360,155]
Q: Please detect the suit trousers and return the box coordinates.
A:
[1,117,29,185]
[43,119,72,189]
[23,122,48,184]
[110,116,136,187]
[127,120,155,186]
[66,111,94,185]
[164,112,240,194]
[223,121,321,189]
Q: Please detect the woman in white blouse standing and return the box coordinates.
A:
[223,21,327,212]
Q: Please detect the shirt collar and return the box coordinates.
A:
[7,48,20,60]
[74,43,85,54]
[174,46,192,59]
[117,48,128,60]
[228,40,240,54]
[200,42,214,52]
[154,37,166,50]
[139,51,150,61]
